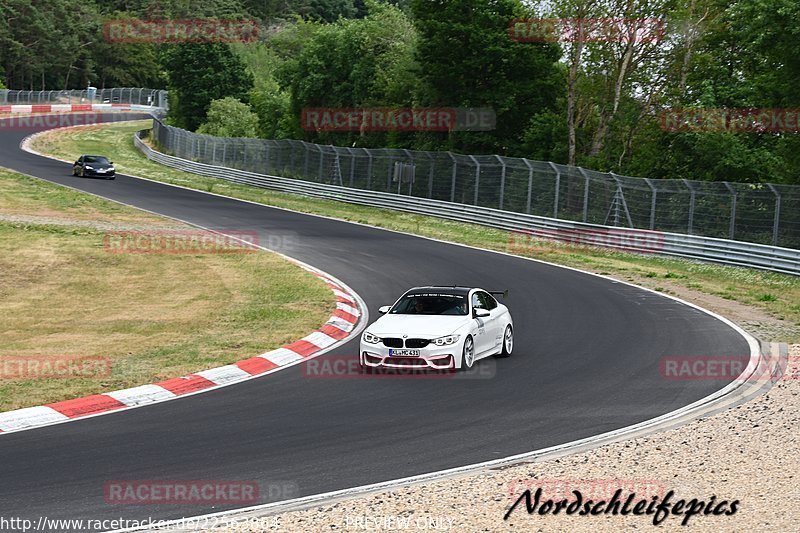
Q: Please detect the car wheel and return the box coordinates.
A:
[496,325,513,358]
[461,335,475,370]
[71,168,77,176]
[80,168,85,178]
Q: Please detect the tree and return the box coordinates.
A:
[277,1,419,143]
[0,0,97,89]
[197,97,260,137]
[88,12,164,89]
[303,0,359,21]
[113,0,250,18]
[163,43,254,130]
[620,0,800,184]
[410,0,562,154]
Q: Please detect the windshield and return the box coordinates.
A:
[85,156,110,164]
[390,294,468,316]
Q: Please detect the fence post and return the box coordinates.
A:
[522,159,534,214]
[683,179,696,235]
[496,155,507,210]
[578,167,590,222]
[274,141,282,174]
[288,141,296,174]
[548,162,561,219]
[448,152,457,203]
[609,172,634,228]
[723,182,737,240]
[469,155,480,205]
[426,152,435,199]
[767,183,781,246]
[403,149,414,196]
[317,145,325,181]
[643,178,657,230]
[303,142,311,178]
[346,147,356,187]
[366,151,373,189]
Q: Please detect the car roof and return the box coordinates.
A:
[82,155,108,158]
[404,286,474,297]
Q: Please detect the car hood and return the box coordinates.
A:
[367,314,467,337]
[85,163,113,168]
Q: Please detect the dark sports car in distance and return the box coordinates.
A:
[73,155,116,179]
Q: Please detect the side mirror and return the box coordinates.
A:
[109,161,114,165]
[378,306,391,314]
[473,308,490,318]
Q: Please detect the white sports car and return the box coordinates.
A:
[359,286,513,371]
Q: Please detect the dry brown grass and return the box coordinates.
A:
[0,168,334,411]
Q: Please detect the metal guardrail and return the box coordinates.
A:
[0,88,168,108]
[134,131,800,276]
[151,119,800,250]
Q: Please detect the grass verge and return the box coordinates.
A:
[29,120,800,342]
[0,167,333,411]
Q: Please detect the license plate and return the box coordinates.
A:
[97,169,106,173]
[389,349,420,357]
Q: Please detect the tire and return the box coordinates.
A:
[71,168,77,176]
[461,335,475,370]
[80,168,85,178]
[496,325,513,358]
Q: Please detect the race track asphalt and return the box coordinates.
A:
[0,115,751,531]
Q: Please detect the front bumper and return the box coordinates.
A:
[85,168,115,177]
[359,343,456,370]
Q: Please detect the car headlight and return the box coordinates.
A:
[362,331,381,344]
[433,334,460,346]
[85,166,94,170]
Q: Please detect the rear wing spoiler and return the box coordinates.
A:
[489,290,508,299]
